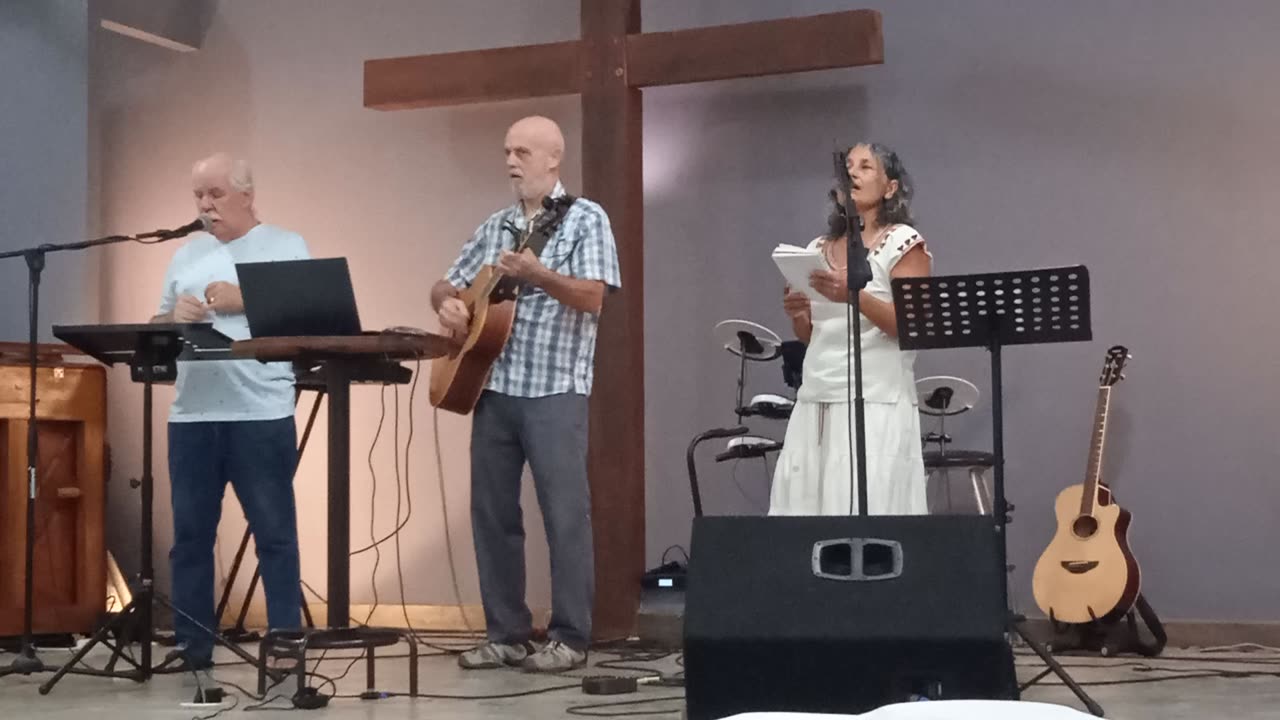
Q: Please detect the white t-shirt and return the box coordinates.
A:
[798,224,931,405]
[156,223,311,422]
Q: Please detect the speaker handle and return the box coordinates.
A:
[811,538,904,581]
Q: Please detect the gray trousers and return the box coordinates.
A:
[470,390,593,650]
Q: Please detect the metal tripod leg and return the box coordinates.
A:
[1012,619,1105,717]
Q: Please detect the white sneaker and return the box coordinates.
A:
[457,641,530,669]
[521,641,587,673]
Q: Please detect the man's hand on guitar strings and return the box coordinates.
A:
[438,297,472,335]
[497,248,547,284]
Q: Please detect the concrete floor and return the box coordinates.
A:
[2,637,1278,719]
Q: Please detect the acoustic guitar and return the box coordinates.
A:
[429,195,575,414]
[1031,345,1140,624]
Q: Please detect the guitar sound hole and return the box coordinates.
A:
[1071,515,1098,539]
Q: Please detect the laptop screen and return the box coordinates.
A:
[236,257,362,338]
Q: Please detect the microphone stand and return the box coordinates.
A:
[833,151,873,517]
[0,225,187,678]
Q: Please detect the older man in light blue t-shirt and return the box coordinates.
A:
[151,153,307,684]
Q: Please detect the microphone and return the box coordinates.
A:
[134,215,210,241]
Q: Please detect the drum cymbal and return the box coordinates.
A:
[916,375,979,416]
[713,319,782,361]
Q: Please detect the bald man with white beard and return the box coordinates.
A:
[431,116,621,673]
[152,153,309,690]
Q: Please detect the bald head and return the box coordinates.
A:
[504,116,565,212]
[191,152,258,242]
[508,116,564,159]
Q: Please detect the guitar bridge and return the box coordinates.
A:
[490,276,521,302]
[1060,560,1099,574]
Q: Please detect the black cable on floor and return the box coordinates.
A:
[565,694,686,717]
[333,681,582,700]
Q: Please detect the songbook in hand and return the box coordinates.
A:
[771,244,829,303]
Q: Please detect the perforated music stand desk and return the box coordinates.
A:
[55,322,232,368]
[891,265,1102,717]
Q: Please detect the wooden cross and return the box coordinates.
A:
[364,3,883,639]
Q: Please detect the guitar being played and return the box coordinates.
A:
[428,193,577,413]
[1032,345,1140,625]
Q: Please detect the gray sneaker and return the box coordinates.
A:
[521,641,586,673]
[457,641,530,669]
[189,667,224,703]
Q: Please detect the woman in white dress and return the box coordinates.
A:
[769,143,932,516]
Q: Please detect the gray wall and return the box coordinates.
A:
[0,0,91,342]
[83,0,1280,623]
[642,0,1280,621]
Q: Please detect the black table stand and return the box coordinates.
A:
[37,323,280,694]
[204,357,413,662]
[240,353,420,702]
[892,265,1103,717]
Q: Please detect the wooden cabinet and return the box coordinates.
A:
[0,343,106,637]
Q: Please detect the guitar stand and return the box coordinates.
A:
[893,266,1104,717]
[1046,595,1167,658]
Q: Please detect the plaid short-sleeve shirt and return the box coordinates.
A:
[445,183,621,398]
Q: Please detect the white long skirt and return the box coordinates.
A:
[768,397,927,516]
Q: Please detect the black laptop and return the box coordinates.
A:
[236,257,363,337]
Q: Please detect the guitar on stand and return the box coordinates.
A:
[1032,345,1165,656]
[429,195,576,414]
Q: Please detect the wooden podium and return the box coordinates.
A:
[0,342,106,638]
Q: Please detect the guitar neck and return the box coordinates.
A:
[478,198,571,300]
[479,222,537,298]
[1079,385,1112,515]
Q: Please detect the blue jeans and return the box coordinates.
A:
[168,417,301,667]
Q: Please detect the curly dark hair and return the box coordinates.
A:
[826,143,915,238]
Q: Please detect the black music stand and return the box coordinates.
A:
[892,265,1103,717]
[37,323,278,694]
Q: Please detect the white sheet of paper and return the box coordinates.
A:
[771,244,829,302]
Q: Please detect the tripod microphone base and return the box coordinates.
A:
[1010,616,1105,717]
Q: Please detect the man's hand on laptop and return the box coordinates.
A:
[173,294,210,323]
[438,297,471,336]
[204,281,244,315]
